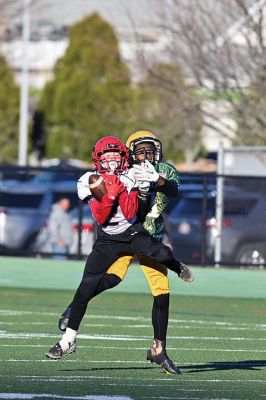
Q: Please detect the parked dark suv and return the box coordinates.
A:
[165,186,266,266]
[0,182,80,253]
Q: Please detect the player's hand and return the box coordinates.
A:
[132,160,160,183]
[104,174,124,200]
[137,180,150,198]
[137,180,150,190]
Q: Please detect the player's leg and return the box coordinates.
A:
[131,225,193,283]
[58,256,133,331]
[46,242,130,359]
[58,271,121,331]
[140,258,181,375]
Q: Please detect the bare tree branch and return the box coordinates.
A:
[138,0,266,149]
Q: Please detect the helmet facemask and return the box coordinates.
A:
[131,139,162,165]
[97,151,126,174]
[92,136,129,174]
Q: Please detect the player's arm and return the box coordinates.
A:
[119,188,138,221]
[154,177,178,197]
[136,193,151,223]
[88,195,116,225]
[153,163,179,198]
[77,172,119,225]
[88,174,126,224]
[103,173,139,221]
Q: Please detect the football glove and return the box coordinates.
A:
[132,160,160,183]
[104,174,124,200]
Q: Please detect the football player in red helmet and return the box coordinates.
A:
[92,136,129,174]
[46,135,192,376]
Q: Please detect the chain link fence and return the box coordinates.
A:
[164,172,266,268]
[0,163,265,268]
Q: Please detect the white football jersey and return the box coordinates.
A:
[77,170,137,234]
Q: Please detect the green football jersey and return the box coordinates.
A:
[143,162,180,236]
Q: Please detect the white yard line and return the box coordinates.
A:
[0,360,265,368]
[1,310,266,329]
[0,375,265,384]
[0,360,148,363]
[0,396,247,400]
[0,394,250,400]
[1,331,266,341]
[1,321,266,331]
[1,344,266,352]
[0,395,132,400]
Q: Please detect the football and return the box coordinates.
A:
[88,174,107,201]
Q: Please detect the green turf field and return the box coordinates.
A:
[0,257,265,400]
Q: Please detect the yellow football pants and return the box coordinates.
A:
[106,255,169,297]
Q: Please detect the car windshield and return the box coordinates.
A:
[0,192,44,208]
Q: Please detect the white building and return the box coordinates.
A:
[0,0,166,88]
[0,0,264,154]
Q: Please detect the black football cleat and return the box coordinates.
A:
[147,349,182,375]
[179,262,194,283]
[45,341,76,360]
[58,306,71,331]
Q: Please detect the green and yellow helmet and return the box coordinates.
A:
[126,130,163,164]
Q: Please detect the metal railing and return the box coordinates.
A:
[0,164,265,268]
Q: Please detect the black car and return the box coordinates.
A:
[165,186,266,267]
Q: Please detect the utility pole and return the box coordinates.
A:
[18,0,31,165]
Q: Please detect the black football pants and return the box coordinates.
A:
[68,223,181,331]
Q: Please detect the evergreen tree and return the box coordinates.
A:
[39,13,136,161]
[0,54,19,163]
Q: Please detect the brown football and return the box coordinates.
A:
[89,174,107,201]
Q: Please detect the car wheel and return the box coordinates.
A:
[235,243,266,267]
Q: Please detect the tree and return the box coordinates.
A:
[136,0,266,147]
[0,53,19,163]
[235,66,266,145]
[133,63,203,163]
[38,13,137,161]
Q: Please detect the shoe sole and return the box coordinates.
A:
[163,366,181,375]
[147,352,181,375]
[45,352,61,360]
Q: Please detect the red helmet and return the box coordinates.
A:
[92,136,129,173]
